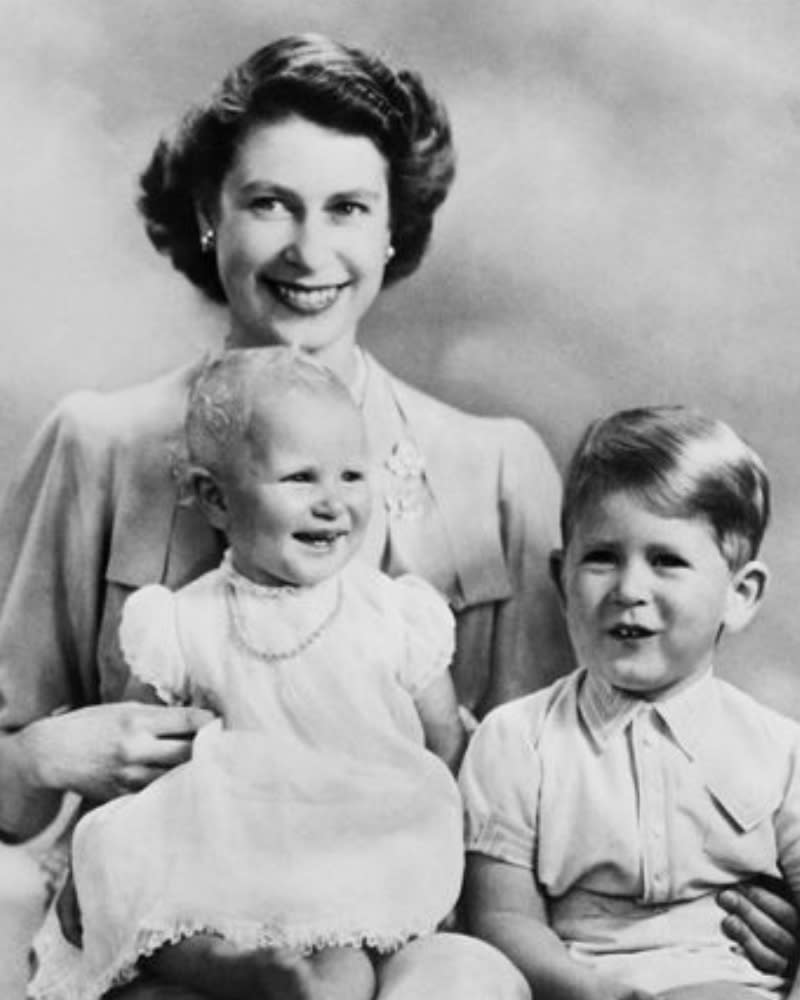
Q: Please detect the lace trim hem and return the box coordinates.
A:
[30,918,436,1000]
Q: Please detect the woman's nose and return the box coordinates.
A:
[282,216,331,271]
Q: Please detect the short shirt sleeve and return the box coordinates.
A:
[392,573,455,698]
[458,700,541,869]
[119,585,190,705]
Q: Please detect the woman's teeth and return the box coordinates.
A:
[269,281,344,314]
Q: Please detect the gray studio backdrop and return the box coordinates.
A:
[3,0,800,713]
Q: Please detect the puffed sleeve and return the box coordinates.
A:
[118,585,190,705]
[458,700,540,869]
[394,573,456,698]
[480,420,574,710]
[0,394,117,730]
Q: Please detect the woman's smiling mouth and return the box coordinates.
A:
[265,279,349,314]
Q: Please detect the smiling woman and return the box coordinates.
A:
[0,31,562,1000]
[204,117,393,366]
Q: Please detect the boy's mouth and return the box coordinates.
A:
[608,623,656,640]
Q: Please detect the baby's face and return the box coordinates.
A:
[558,490,738,700]
[223,388,371,587]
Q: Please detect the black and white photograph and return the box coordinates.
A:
[2,2,800,998]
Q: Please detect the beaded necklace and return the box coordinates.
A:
[225,579,342,664]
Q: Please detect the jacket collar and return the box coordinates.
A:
[361,353,511,609]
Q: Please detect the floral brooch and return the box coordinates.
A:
[384,439,427,520]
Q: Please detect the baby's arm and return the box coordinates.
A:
[464,852,654,1000]
[415,671,467,773]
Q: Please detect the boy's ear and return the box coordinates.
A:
[723,560,768,635]
[187,467,228,531]
[549,550,566,606]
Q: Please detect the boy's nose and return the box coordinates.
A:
[611,561,650,604]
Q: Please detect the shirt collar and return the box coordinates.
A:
[578,670,646,747]
[579,669,776,831]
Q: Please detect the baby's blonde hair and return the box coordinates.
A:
[185,347,355,479]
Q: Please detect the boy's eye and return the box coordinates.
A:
[651,551,689,569]
[282,471,313,483]
[341,469,365,483]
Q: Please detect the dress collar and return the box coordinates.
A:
[220,549,304,599]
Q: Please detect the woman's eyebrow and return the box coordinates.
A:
[331,187,385,201]
[237,180,296,197]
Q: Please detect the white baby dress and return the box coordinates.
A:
[37,555,464,1000]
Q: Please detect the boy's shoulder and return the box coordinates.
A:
[685,676,800,831]
[712,675,800,746]
[478,671,582,746]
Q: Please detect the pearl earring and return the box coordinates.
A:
[200,228,216,253]
[385,245,395,262]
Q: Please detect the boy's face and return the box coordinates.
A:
[556,489,764,700]
[220,389,372,587]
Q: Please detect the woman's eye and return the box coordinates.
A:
[331,200,368,218]
[342,469,365,483]
[249,196,290,217]
[282,471,313,483]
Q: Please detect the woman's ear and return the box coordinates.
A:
[723,560,769,635]
[194,196,215,233]
[188,467,229,531]
[549,550,567,607]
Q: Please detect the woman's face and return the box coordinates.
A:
[210,114,392,375]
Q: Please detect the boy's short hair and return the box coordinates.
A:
[561,405,770,569]
[185,346,353,479]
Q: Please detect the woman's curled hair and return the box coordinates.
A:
[138,33,456,302]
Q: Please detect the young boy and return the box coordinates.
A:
[459,405,800,1000]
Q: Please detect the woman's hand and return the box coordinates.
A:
[718,876,799,976]
[56,869,82,947]
[22,702,214,803]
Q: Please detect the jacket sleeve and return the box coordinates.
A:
[0,393,116,733]
[457,419,574,716]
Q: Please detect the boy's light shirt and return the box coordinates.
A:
[460,667,800,994]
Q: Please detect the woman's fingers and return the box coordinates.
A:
[718,882,799,974]
[142,705,215,738]
[28,703,215,802]
[55,872,82,947]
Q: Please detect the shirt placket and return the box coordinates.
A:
[632,708,671,903]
